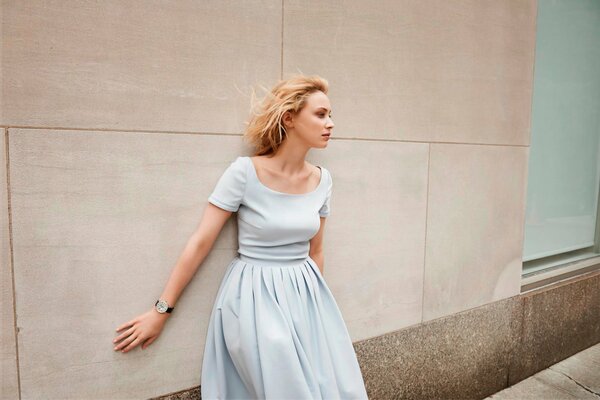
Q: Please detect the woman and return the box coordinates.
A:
[112,74,369,399]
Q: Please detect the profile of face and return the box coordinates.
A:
[282,90,334,148]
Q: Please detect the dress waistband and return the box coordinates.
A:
[237,253,312,267]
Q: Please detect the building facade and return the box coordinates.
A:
[1,0,599,399]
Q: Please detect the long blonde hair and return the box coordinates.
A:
[243,74,329,156]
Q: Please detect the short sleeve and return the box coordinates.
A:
[319,168,332,217]
[208,156,247,212]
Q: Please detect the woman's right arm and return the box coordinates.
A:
[112,202,234,353]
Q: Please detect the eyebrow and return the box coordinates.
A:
[316,107,332,113]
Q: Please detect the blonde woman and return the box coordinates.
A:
[113,75,368,399]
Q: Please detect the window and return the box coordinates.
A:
[522,0,600,288]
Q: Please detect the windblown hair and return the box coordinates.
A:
[243,74,329,156]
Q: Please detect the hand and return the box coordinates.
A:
[113,308,169,353]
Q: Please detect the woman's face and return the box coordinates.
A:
[286,90,334,147]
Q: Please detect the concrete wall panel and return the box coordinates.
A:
[283,0,537,145]
[10,128,250,398]
[423,143,528,321]
[313,139,429,341]
[2,1,282,133]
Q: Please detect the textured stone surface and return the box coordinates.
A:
[283,0,537,145]
[354,295,522,400]
[488,367,599,399]
[150,386,200,400]
[509,270,600,384]
[2,1,281,133]
[9,129,251,398]
[486,342,600,399]
[314,139,429,342]
[550,341,600,395]
[423,143,529,321]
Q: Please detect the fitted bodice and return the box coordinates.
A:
[208,156,332,265]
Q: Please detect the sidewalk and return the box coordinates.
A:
[484,342,600,399]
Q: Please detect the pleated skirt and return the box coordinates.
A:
[200,254,369,400]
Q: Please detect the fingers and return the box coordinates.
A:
[114,334,135,352]
[115,318,137,332]
[113,313,160,353]
[113,325,136,347]
[142,336,157,350]
[114,334,137,352]
[113,326,140,352]
[122,335,143,353]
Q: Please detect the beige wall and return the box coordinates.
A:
[1,0,537,398]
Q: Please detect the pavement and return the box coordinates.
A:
[484,342,600,399]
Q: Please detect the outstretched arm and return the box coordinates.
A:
[158,202,233,308]
[113,202,233,353]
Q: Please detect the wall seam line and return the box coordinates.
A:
[5,128,22,399]
[420,143,431,323]
[281,0,284,79]
[0,126,531,148]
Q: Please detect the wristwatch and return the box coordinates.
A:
[155,299,174,314]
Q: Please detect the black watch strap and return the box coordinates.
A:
[155,299,174,313]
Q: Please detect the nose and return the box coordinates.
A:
[326,116,334,128]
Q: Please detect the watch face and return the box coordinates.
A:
[156,300,168,313]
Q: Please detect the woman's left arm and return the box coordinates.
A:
[309,217,327,274]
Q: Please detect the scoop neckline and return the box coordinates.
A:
[247,156,324,196]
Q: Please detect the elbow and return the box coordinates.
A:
[190,232,213,254]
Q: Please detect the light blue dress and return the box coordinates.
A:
[201,156,368,399]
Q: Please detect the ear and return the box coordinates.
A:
[282,110,294,129]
